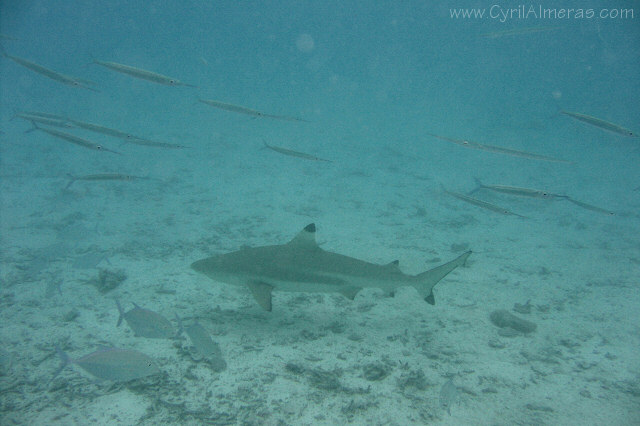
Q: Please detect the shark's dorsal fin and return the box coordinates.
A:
[247,281,274,311]
[287,223,317,248]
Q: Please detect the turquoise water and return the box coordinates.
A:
[1,1,639,424]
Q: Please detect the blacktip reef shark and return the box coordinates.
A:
[191,223,471,311]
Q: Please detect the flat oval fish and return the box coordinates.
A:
[54,345,160,382]
[439,378,460,415]
[182,320,227,372]
[116,299,175,338]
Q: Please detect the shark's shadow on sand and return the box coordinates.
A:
[191,223,471,311]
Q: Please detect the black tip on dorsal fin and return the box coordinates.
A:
[288,223,317,247]
[385,260,400,269]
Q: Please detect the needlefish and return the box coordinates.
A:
[1,47,97,91]
[33,124,121,154]
[65,173,149,189]
[263,140,332,162]
[199,99,309,122]
[480,26,560,39]
[470,178,568,200]
[443,187,526,218]
[93,59,197,87]
[53,345,160,382]
[470,178,614,215]
[66,118,188,148]
[561,111,637,137]
[427,133,570,163]
[14,111,73,128]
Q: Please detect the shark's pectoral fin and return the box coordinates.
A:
[338,286,361,300]
[247,281,274,311]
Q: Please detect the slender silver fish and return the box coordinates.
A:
[561,111,637,137]
[93,59,197,87]
[19,110,69,120]
[14,111,73,129]
[65,173,148,189]
[565,197,614,215]
[470,178,568,200]
[471,178,614,214]
[33,125,121,154]
[66,118,188,149]
[480,26,561,39]
[427,133,569,163]
[263,140,332,162]
[1,48,97,90]
[199,99,309,122]
[444,187,526,218]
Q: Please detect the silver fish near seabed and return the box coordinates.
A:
[184,321,227,372]
[191,223,471,311]
[116,299,175,338]
[53,345,160,382]
[263,140,332,162]
[439,378,460,415]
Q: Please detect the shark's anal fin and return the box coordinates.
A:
[338,286,362,300]
[247,281,274,311]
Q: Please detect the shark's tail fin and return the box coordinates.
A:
[414,251,471,305]
[64,173,77,189]
[469,177,484,195]
[50,344,71,383]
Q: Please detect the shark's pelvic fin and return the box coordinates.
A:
[415,251,471,305]
[247,280,274,311]
[287,223,318,248]
[339,286,362,300]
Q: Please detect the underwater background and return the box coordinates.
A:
[1,1,639,424]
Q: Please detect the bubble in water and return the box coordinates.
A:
[552,90,562,100]
[296,33,315,53]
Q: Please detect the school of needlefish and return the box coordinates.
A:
[0,29,635,400]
